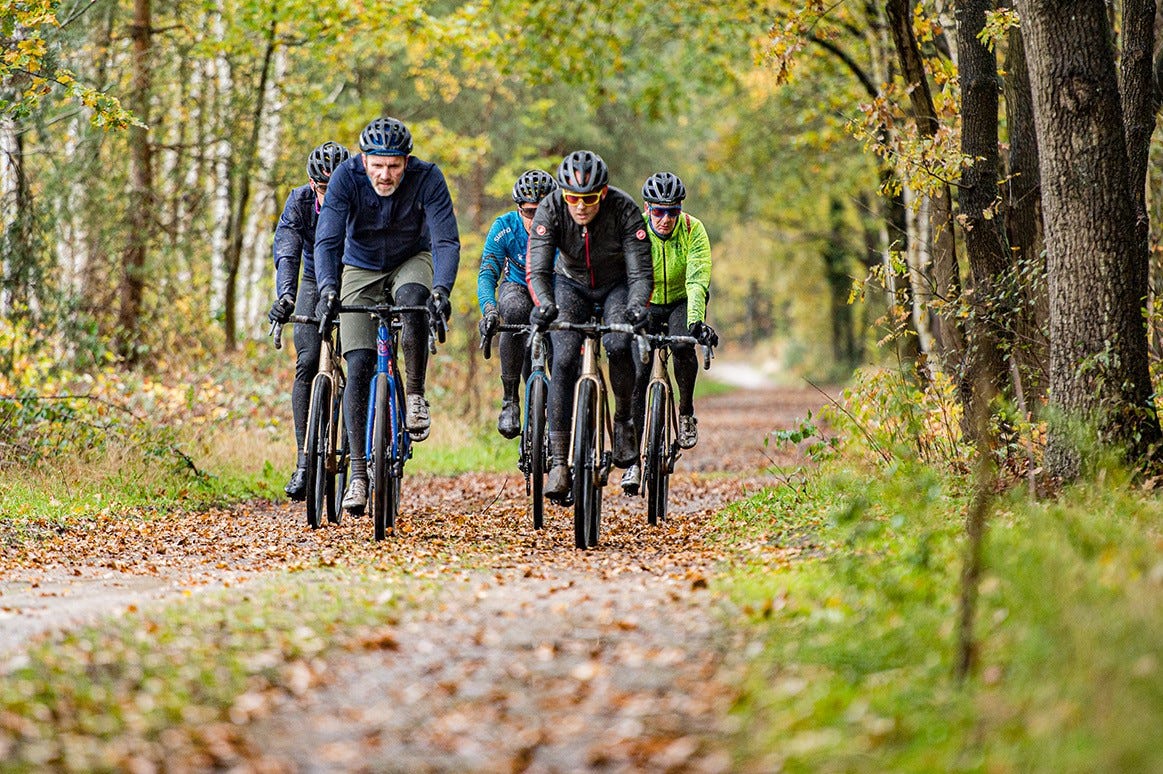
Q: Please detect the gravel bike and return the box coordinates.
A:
[555,319,646,549]
[638,329,714,525]
[271,316,349,529]
[481,322,551,530]
[341,303,444,541]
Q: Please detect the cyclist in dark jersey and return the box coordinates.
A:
[313,117,461,513]
[622,172,718,494]
[477,169,558,438]
[267,141,351,501]
[526,150,653,498]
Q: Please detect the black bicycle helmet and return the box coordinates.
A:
[641,172,687,205]
[512,169,558,203]
[556,150,609,193]
[359,116,413,156]
[306,141,352,182]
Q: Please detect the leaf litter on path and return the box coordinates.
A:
[0,386,828,771]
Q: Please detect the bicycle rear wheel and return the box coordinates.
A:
[527,375,548,530]
[645,381,670,525]
[371,373,391,541]
[572,380,598,550]
[304,375,331,530]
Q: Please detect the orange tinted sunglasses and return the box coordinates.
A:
[562,188,604,206]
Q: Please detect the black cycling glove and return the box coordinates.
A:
[315,286,339,332]
[478,305,499,339]
[429,286,452,323]
[626,305,649,331]
[689,320,719,347]
[268,293,295,325]
[530,302,558,331]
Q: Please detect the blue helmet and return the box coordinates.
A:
[306,141,351,182]
[556,150,608,193]
[359,117,413,156]
[512,169,558,203]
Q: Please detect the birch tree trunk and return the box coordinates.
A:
[884,0,966,377]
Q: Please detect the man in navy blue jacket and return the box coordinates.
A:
[313,117,461,513]
[267,141,350,501]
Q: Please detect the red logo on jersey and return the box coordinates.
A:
[536,224,547,235]
[636,229,647,240]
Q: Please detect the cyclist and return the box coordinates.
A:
[477,169,558,438]
[526,150,653,498]
[267,141,352,501]
[622,171,718,494]
[313,116,461,513]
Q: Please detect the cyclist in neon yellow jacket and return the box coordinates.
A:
[623,172,718,494]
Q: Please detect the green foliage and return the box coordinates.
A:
[722,462,1163,771]
[820,366,968,470]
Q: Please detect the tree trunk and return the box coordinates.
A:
[1002,21,1048,403]
[955,0,1011,423]
[1014,0,1162,478]
[119,0,153,365]
[884,0,966,376]
[221,11,278,351]
[1121,0,1159,275]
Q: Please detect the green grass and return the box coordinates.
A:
[720,462,1163,772]
[0,569,409,771]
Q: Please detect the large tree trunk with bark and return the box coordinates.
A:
[1002,22,1048,403]
[955,0,1011,424]
[1014,0,1162,478]
[119,0,154,364]
[884,0,966,377]
[1121,0,1159,269]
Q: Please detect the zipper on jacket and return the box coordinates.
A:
[584,227,595,288]
[661,241,669,305]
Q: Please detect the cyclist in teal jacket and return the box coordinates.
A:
[477,169,558,438]
[623,172,717,494]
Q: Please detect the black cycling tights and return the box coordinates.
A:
[498,282,534,389]
[547,278,635,437]
[343,282,430,462]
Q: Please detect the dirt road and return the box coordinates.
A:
[1,385,828,771]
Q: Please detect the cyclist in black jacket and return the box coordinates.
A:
[266,141,351,501]
[526,150,653,498]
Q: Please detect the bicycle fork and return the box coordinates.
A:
[644,347,680,474]
[569,337,614,487]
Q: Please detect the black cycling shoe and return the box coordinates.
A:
[284,467,307,501]
[497,400,521,439]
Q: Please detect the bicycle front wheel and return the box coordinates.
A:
[527,375,548,530]
[645,381,670,525]
[304,375,332,530]
[329,385,347,526]
[371,373,391,541]
[572,380,598,550]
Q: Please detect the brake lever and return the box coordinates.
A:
[269,321,283,350]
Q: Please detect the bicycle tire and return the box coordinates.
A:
[387,377,403,529]
[572,380,598,549]
[328,386,346,526]
[527,375,548,530]
[372,373,391,541]
[304,375,331,530]
[645,381,669,525]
